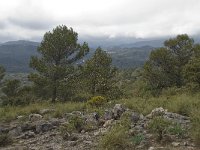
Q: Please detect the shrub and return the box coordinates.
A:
[99,125,132,150]
[60,115,85,139]
[148,117,172,141]
[87,96,106,107]
[190,109,200,146]
[168,123,185,138]
[131,134,145,146]
[0,134,13,147]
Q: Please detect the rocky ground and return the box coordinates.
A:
[0,104,199,150]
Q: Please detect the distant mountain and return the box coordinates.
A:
[0,40,39,72]
[0,40,40,46]
[0,40,156,72]
[115,39,164,48]
[107,46,154,68]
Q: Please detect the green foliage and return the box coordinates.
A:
[87,96,107,107]
[0,101,85,122]
[0,134,13,147]
[190,109,200,145]
[29,25,89,102]
[131,134,144,146]
[142,34,195,95]
[98,108,134,149]
[2,79,20,97]
[168,123,185,138]
[60,115,85,136]
[83,47,119,98]
[120,111,132,128]
[148,117,172,141]
[0,65,5,83]
[183,45,200,89]
[99,125,132,150]
[1,80,34,106]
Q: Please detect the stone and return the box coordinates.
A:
[0,126,9,134]
[104,109,114,120]
[172,142,180,147]
[150,107,167,117]
[71,111,82,116]
[103,119,114,127]
[49,118,62,126]
[36,121,54,133]
[20,122,36,132]
[19,131,35,139]
[17,115,24,120]
[8,126,22,137]
[93,112,100,121]
[131,112,140,123]
[29,114,43,122]
[113,104,125,119]
[39,109,55,115]
[164,112,190,125]
[148,147,155,150]
[3,146,28,150]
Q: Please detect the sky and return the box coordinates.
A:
[0,0,200,42]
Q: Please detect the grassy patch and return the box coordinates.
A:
[99,125,132,150]
[0,101,85,122]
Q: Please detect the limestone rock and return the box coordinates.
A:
[29,114,43,122]
[113,104,125,119]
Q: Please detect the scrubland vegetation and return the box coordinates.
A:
[0,25,200,149]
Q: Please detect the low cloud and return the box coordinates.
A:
[0,0,200,41]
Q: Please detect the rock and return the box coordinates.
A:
[113,104,125,119]
[36,121,54,133]
[62,131,71,140]
[3,146,28,150]
[103,119,114,127]
[131,112,140,123]
[71,111,82,116]
[64,133,79,141]
[49,118,63,127]
[17,115,24,120]
[83,140,93,145]
[148,147,155,150]
[150,107,167,117]
[104,109,114,120]
[164,112,190,125]
[172,142,180,147]
[8,126,22,137]
[39,109,55,115]
[20,122,36,132]
[19,131,35,139]
[29,114,43,122]
[85,113,99,123]
[128,129,135,136]
[0,126,9,134]
[93,112,100,121]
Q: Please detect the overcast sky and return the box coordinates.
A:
[0,0,200,42]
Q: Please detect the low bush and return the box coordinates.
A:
[168,123,185,138]
[148,117,172,141]
[190,109,200,146]
[131,134,145,146]
[0,134,13,147]
[60,115,85,139]
[87,96,107,107]
[99,125,132,150]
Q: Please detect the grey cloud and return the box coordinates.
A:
[1,0,200,42]
[8,17,56,30]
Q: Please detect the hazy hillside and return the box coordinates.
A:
[108,46,154,68]
[0,40,155,72]
[0,40,39,72]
